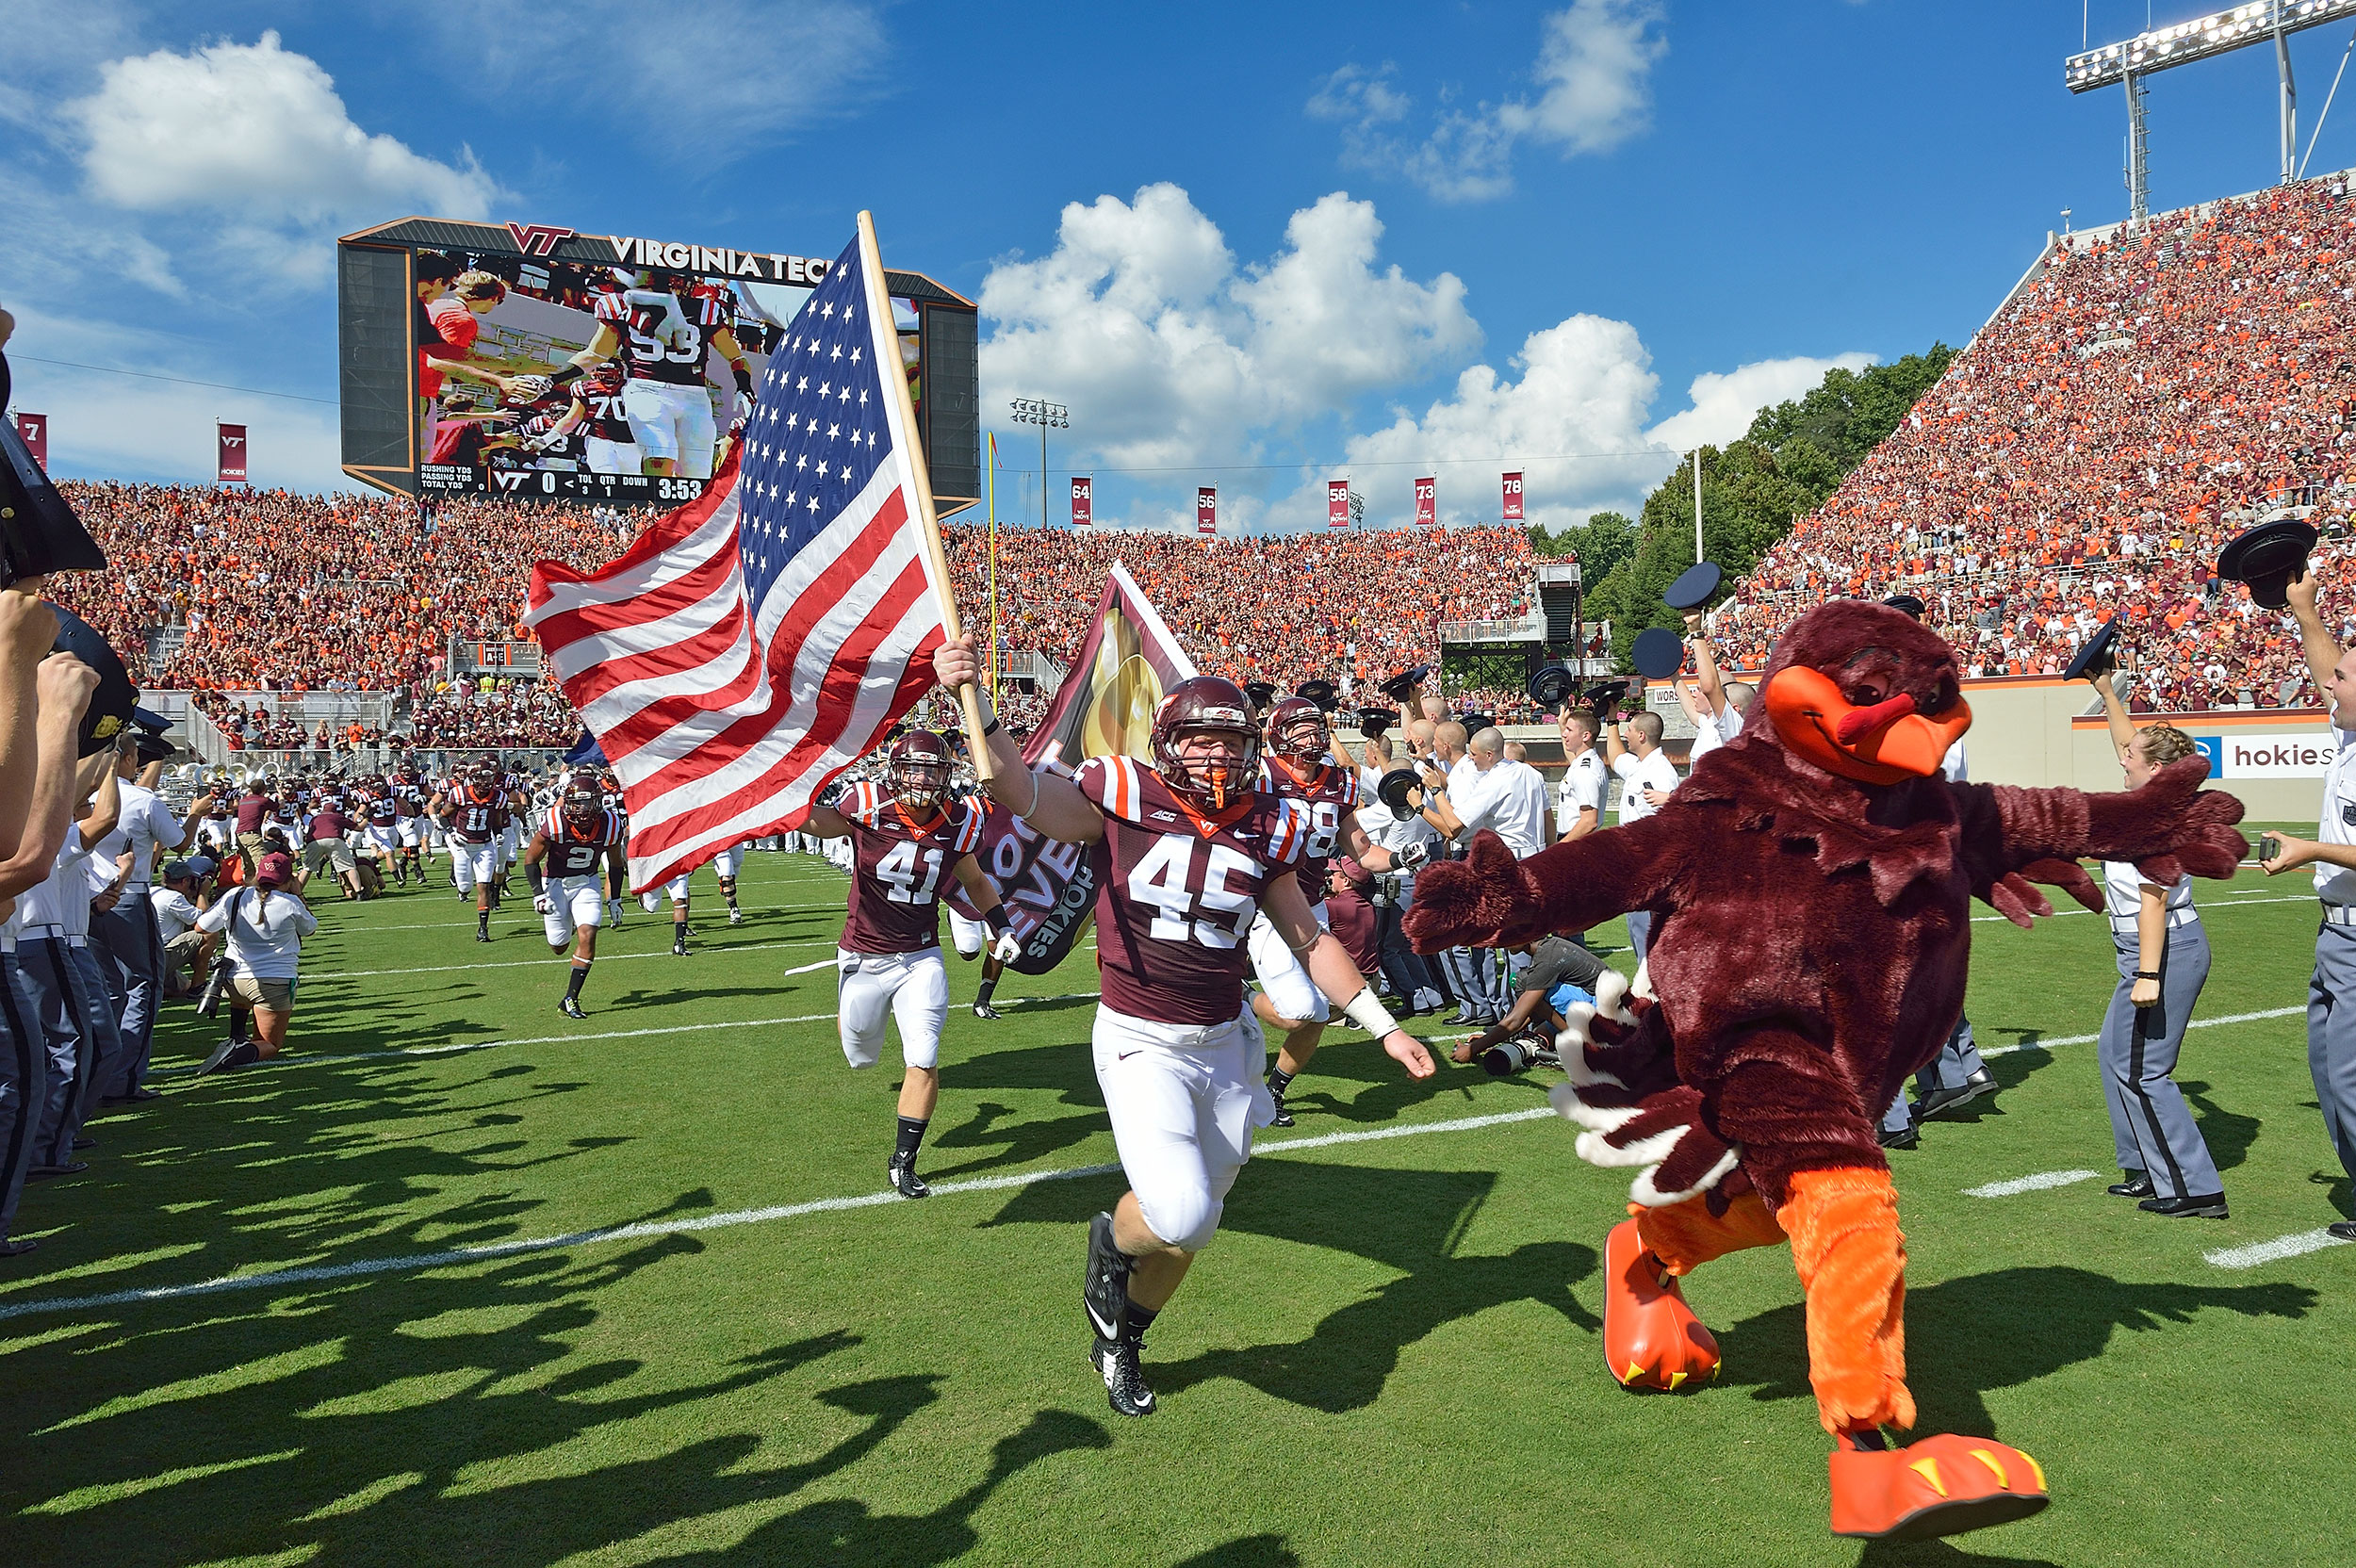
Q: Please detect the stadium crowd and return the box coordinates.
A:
[1715,177,2356,710]
[941,523,1537,696]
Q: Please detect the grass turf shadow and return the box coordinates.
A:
[1708,1265,2318,1437]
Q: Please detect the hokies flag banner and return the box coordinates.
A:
[1328,479,1350,530]
[216,423,248,484]
[1502,470,1524,522]
[1071,475,1092,526]
[1196,485,1217,535]
[1414,475,1436,527]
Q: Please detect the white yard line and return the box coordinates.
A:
[1981,1004,2304,1060]
[2204,1229,2356,1269]
[1970,894,2312,924]
[303,938,835,981]
[152,992,1108,1075]
[1964,1169,2101,1198]
[0,1104,1555,1322]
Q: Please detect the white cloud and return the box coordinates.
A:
[436,0,888,160]
[978,184,1478,482]
[1646,352,1875,453]
[68,32,499,283]
[1313,0,1667,203]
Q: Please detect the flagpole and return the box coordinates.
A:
[987,432,1000,698]
[858,210,994,782]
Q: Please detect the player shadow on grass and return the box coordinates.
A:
[1709,1266,2317,1438]
[986,1157,1601,1413]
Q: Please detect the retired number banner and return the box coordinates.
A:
[1415,475,1436,527]
[1196,485,1217,535]
[1071,475,1092,527]
[217,423,248,484]
[1328,479,1350,529]
[11,413,46,469]
[1502,470,1524,522]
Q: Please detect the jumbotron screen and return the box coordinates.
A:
[335,218,979,511]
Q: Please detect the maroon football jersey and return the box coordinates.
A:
[1073,756,1311,1027]
[576,381,633,443]
[543,804,626,878]
[595,288,728,387]
[447,784,509,844]
[838,780,986,955]
[1259,755,1360,899]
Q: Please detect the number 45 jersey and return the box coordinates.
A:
[837,780,986,955]
[1073,756,1311,1027]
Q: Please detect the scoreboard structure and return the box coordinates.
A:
[335,216,979,514]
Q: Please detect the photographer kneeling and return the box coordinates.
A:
[1453,932,1611,1073]
[192,851,316,1075]
[150,858,217,1000]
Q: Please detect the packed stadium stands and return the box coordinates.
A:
[1713,176,2356,710]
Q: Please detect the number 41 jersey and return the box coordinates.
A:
[1073,756,1311,1027]
[837,780,986,955]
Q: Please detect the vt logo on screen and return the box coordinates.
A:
[505,223,576,258]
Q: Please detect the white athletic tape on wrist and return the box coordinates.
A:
[1342,988,1399,1037]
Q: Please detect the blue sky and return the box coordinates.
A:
[2,2,2348,530]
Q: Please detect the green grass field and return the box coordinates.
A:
[2,834,2351,1568]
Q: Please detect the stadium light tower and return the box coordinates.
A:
[1008,398,1069,530]
[2067,1,2356,225]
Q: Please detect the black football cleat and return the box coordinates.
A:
[1877,1124,1919,1151]
[671,936,689,957]
[2107,1172,2155,1199]
[1267,1082,1296,1128]
[972,999,1001,1020]
[475,928,492,943]
[2328,1220,2356,1242]
[1083,1211,1131,1341]
[2139,1192,2229,1218]
[887,1157,930,1199]
[1093,1334,1157,1418]
[558,997,587,1020]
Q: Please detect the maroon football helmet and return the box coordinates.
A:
[889,729,951,810]
[1263,695,1331,769]
[1151,677,1259,812]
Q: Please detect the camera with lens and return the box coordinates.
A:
[1479,1024,1561,1077]
[195,956,237,1018]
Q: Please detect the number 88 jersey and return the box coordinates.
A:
[1075,756,1311,1027]
[839,779,986,955]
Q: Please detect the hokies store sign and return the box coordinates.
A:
[2191,731,2332,778]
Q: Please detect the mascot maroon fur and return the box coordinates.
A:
[1405,600,2246,1543]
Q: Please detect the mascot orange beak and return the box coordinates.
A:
[1764,666,1972,785]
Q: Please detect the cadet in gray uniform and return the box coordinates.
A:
[2085,671,2225,1213]
[2259,565,2356,1242]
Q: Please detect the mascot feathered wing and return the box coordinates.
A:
[1405,601,2246,1543]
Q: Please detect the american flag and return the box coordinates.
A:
[524,224,950,891]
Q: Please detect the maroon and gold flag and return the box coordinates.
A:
[946,561,1195,972]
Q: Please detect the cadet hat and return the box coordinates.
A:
[1882,594,1928,620]
[0,413,108,590]
[2217,515,2319,610]
[1243,679,1278,711]
[1376,767,1422,816]
[1295,678,1339,712]
[1664,562,1724,611]
[1377,664,1430,703]
[1630,627,1685,681]
[1356,707,1399,739]
[1526,664,1577,710]
[2063,614,2125,684]
[46,603,136,757]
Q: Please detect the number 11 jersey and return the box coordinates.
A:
[1073,756,1311,1026]
[837,780,986,955]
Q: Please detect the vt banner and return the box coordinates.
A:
[1415,475,1435,527]
[1502,470,1523,521]
[1196,485,1216,536]
[945,560,1198,973]
[1071,474,1092,526]
[217,423,248,484]
[1327,479,1350,529]
[11,413,46,469]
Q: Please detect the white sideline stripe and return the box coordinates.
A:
[153,991,1109,1075]
[0,1103,1556,1322]
[1970,894,2311,924]
[2206,1229,2356,1269]
[303,938,834,982]
[1964,1169,2101,1198]
[1983,1004,2304,1060]
[780,958,834,977]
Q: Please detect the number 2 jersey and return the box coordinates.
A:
[543,805,626,879]
[837,780,986,955]
[1072,756,1311,1027]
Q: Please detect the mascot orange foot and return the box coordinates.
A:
[1601,1218,1719,1390]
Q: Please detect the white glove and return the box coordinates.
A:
[731,390,754,431]
[1395,841,1430,871]
[532,893,551,915]
[990,929,1023,964]
[505,374,554,405]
